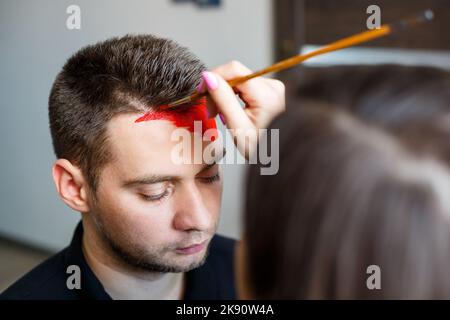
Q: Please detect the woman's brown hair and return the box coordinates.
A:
[245,65,450,299]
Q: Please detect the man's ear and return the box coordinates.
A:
[52,159,91,213]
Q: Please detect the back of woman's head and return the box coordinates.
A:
[244,65,450,299]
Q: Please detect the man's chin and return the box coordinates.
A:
[126,243,210,273]
[167,245,210,272]
[99,224,212,273]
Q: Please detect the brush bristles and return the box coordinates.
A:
[167,96,192,108]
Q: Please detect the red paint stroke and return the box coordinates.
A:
[134,98,217,140]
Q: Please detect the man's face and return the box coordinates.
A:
[88,113,223,273]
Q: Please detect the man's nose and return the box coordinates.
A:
[172,183,212,232]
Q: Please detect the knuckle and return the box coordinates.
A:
[212,60,250,79]
[229,60,243,69]
[272,79,285,92]
[228,60,251,75]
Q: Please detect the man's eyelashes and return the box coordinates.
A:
[140,190,170,202]
[199,173,220,184]
[139,174,220,202]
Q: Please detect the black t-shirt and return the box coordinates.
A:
[0,222,237,300]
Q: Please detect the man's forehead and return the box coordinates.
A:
[134,98,217,135]
[107,113,179,163]
[109,113,174,141]
[105,113,221,177]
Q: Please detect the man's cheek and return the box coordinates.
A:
[109,210,172,248]
[94,191,150,234]
[103,189,153,215]
[119,206,175,239]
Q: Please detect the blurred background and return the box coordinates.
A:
[1,0,449,292]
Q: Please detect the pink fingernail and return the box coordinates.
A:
[219,113,226,125]
[202,71,219,91]
[196,78,205,93]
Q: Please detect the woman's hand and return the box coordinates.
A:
[198,60,285,159]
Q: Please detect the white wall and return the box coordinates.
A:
[0,0,274,251]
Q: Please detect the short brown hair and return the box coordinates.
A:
[245,65,450,299]
[49,34,205,190]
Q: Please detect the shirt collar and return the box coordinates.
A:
[64,220,222,300]
[64,221,112,300]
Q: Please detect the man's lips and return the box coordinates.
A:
[175,239,209,255]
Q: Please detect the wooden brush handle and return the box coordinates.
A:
[167,10,432,108]
[179,26,391,106]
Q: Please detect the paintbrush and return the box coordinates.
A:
[165,9,434,109]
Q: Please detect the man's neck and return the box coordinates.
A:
[81,224,185,300]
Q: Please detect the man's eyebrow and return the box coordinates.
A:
[122,175,178,188]
[122,148,226,188]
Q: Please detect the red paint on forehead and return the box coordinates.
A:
[134,98,217,137]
